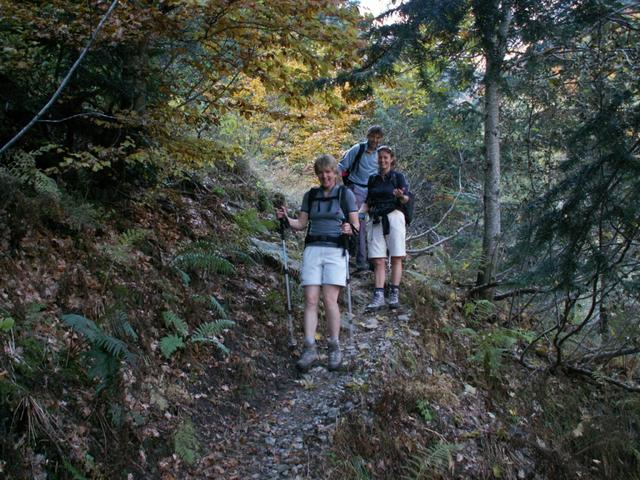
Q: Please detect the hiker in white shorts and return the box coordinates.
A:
[359,145,411,310]
[276,154,359,372]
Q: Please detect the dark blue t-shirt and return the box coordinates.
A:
[366,170,409,215]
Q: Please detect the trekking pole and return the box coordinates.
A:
[342,229,354,348]
[279,218,297,348]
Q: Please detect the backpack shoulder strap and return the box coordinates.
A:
[338,185,349,219]
[307,187,321,203]
[338,186,359,236]
[350,142,367,176]
[305,187,321,236]
[306,187,321,213]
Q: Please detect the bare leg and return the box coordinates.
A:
[372,258,386,288]
[390,256,404,286]
[322,284,341,340]
[303,286,320,342]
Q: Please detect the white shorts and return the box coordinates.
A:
[367,209,406,258]
[301,245,347,287]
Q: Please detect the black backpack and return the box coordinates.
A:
[391,171,415,226]
[341,142,366,187]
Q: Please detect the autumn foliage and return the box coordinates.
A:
[0,0,363,180]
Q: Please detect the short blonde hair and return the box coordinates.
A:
[313,154,337,175]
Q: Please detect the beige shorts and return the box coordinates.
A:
[301,245,347,286]
[367,209,406,258]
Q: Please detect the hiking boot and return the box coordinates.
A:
[366,288,385,311]
[388,286,400,310]
[327,339,342,371]
[296,341,319,372]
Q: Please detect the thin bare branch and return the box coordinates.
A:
[409,164,463,243]
[493,288,540,301]
[580,347,640,364]
[564,364,640,392]
[0,0,120,156]
[407,221,474,256]
[37,112,118,123]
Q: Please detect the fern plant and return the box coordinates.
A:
[160,310,188,359]
[190,294,228,318]
[109,310,138,341]
[118,228,149,247]
[233,208,270,235]
[191,320,236,355]
[62,313,136,392]
[402,442,460,479]
[208,295,228,319]
[415,399,434,422]
[160,310,234,358]
[174,419,201,465]
[174,267,191,286]
[461,327,534,380]
[227,248,258,266]
[163,310,189,337]
[160,335,185,359]
[463,299,496,324]
[348,456,371,480]
[6,148,61,201]
[100,228,150,265]
[59,195,103,232]
[0,316,15,333]
[173,240,234,275]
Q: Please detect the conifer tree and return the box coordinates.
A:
[350,0,627,298]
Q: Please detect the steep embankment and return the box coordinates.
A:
[1,162,433,479]
[0,165,308,478]
[2,164,632,480]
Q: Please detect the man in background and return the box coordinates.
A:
[338,125,384,271]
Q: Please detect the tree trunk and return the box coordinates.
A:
[476,59,501,293]
[473,0,512,298]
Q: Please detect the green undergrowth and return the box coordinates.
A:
[0,158,287,478]
[327,274,640,479]
[328,278,462,479]
[503,372,640,479]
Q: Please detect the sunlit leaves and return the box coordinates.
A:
[0,0,362,176]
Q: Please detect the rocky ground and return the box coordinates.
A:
[187,260,420,479]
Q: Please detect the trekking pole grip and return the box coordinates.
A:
[341,222,352,249]
[279,216,290,236]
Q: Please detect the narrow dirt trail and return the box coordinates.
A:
[191,271,417,479]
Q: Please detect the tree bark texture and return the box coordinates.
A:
[472,0,512,296]
[477,60,501,291]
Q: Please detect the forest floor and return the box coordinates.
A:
[1,165,632,479]
[190,267,419,479]
[163,232,544,479]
